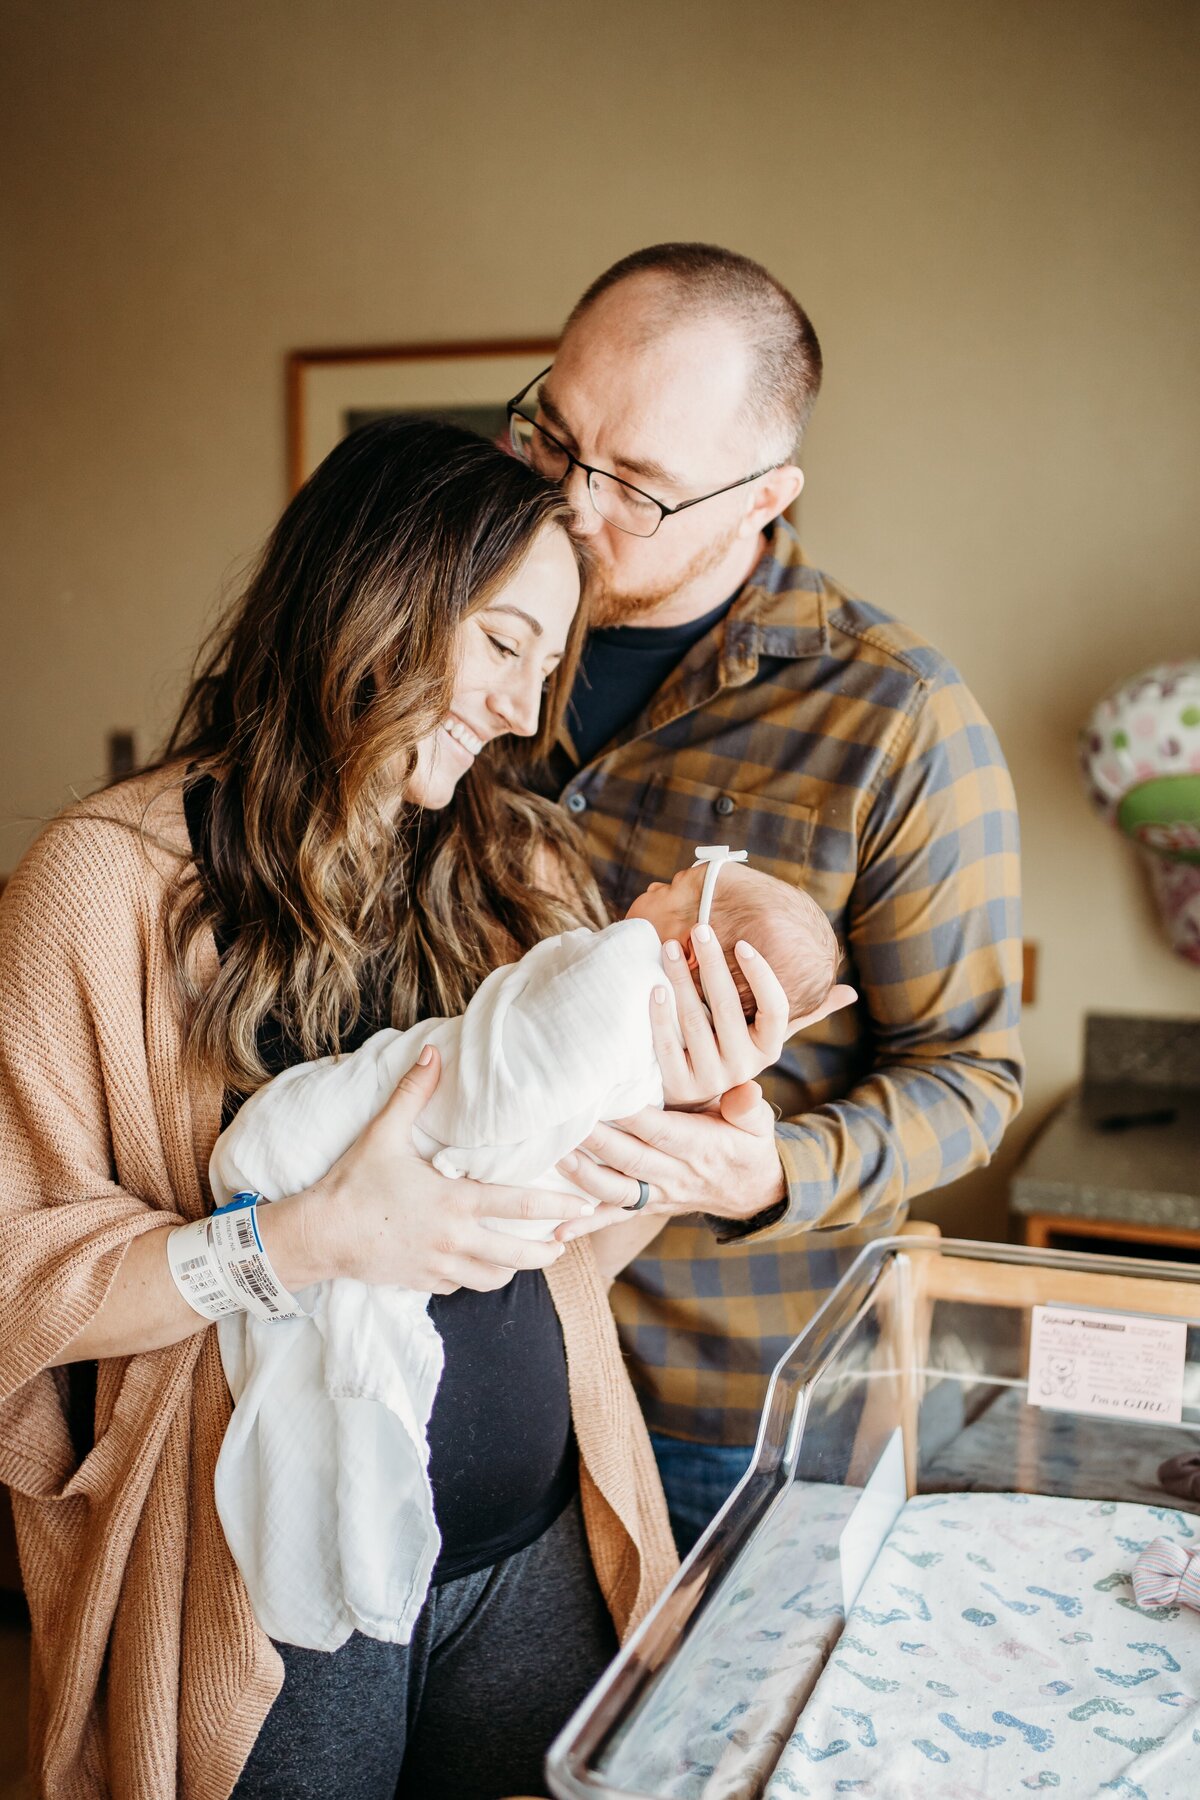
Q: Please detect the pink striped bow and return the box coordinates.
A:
[1132,1536,1200,1611]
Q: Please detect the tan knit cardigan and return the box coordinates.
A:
[0,770,677,1799]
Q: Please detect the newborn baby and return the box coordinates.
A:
[210,848,839,1653]
[627,850,838,1024]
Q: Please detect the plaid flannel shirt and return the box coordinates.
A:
[550,522,1023,1445]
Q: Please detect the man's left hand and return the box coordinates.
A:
[557,1079,785,1234]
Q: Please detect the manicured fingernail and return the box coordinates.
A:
[736,940,757,960]
[653,985,668,1004]
[664,938,682,962]
[559,1152,578,1172]
[693,923,712,945]
[418,1045,434,1066]
[558,1226,579,1242]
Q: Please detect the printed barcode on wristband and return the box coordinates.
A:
[233,1259,280,1314]
[174,1203,303,1322]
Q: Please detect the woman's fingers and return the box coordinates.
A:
[553,1202,634,1241]
[457,1225,569,1271]
[648,968,691,1100]
[691,925,757,1069]
[463,1183,592,1225]
[732,940,791,1060]
[660,938,721,1091]
[429,1256,515,1295]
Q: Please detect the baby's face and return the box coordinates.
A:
[625,865,708,944]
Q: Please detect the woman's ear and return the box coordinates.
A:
[684,934,700,971]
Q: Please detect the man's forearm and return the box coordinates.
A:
[723,1051,1023,1244]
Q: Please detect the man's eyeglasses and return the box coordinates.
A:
[505,367,781,540]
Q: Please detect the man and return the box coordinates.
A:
[509,243,1023,1551]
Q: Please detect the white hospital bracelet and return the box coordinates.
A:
[167,1193,306,1324]
[167,1214,241,1320]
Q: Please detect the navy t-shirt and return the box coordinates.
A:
[183,775,576,1587]
[566,592,737,768]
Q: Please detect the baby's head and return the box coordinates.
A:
[626,858,840,1021]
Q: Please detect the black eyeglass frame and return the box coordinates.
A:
[505,366,783,538]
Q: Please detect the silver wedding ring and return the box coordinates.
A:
[626,1178,652,1212]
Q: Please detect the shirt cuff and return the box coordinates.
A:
[704,1197,789,1244]
[704,1124,835,1245]
[702,1129,795,1244]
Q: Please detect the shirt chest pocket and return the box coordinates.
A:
[620,773,820,908]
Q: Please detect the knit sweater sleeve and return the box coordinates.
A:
[0,805,214,1494]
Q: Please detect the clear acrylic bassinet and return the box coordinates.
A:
[547,1232,1200,1800]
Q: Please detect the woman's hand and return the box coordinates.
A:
[292,1047,592,1295]
[653,926,857,1108]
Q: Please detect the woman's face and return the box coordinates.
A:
[404,523,582,810]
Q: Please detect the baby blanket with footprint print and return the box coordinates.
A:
[765,1491,1200,1799]
[601,1481,861,1799]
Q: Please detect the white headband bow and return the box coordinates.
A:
[693,844,749,929]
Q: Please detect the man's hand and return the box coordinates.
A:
[556,1078,785,1234]
[556,960,857,1235]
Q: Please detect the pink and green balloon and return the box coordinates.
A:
[1080,661,1200,965]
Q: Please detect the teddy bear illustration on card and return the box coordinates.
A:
[1040,1355,1078,1400]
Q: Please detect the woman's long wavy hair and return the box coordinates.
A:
[159,415,606,1095]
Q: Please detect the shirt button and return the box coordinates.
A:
[566,793,588,814]
[714,795,736,817]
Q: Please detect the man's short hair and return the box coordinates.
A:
[567,243,823,459]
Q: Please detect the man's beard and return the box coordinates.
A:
[585,518,743,627]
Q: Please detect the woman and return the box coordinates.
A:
[0,418,677,1800]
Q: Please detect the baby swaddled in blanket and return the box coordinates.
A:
[210,847,839,1650]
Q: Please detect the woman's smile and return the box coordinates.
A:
[441,714,486,761]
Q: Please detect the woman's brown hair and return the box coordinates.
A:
[160,415,605,1094]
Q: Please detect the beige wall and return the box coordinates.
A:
[3,0,1198,1235]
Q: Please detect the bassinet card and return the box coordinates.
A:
[1028,1303,1186,1423]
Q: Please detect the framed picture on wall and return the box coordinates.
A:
[286,339,557,493]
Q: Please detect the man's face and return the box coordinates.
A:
[536,284,780,626]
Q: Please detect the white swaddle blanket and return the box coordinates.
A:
[209,917,670,1652]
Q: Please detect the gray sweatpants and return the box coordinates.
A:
[230,1492,616,1800]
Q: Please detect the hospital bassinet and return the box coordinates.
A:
[547,1231,1200,1799]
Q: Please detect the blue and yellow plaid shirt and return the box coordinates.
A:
[552,522,1023,1445]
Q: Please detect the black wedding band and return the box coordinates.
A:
[626,1178,652,1212]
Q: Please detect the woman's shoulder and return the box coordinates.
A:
[61,763,190,844]
[1,765,192,941]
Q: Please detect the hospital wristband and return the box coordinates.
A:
[166,1192,306,1324]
